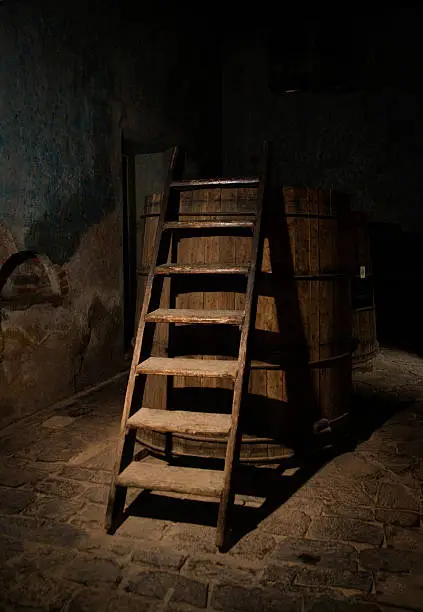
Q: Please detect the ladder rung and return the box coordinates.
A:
[127,408,231,435]
[171,211,256,217]
[117,462,224,497]
[163,221,254,230]
[145,308,244,325]
[171,177,259,190]
[136,357,238,379]
[155,264,249,275]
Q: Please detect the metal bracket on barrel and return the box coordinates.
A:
[313,418,332,436]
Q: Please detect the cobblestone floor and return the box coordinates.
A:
[1,348,423,611]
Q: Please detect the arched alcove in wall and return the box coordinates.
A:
[0,250,69,308]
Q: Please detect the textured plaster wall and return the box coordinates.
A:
[0,2,221,429]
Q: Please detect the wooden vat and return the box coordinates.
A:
[136,186,352,462]
[349,211,379,371]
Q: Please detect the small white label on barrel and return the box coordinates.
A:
[360,266,366,279]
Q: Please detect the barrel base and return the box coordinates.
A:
[136,411,350,464]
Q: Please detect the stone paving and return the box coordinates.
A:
[1,348,423,611]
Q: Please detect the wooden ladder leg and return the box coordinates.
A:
[105,366,150,532]
[216,374,244,550]
[105,146,180,533]
[105,428,137,532]
[216,142,268,550]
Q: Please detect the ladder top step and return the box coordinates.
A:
[145,308,244,325]
[171,177,259,189]
[164,221,254,230]
[136,357,238,379]
[117,462,224,498]
[127,408,232,435]
[155,263,249,275]
[165,211,256,217]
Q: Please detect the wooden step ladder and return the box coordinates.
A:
[105,143,268,550]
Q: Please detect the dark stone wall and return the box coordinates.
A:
[221,9,423,355]
[0,1,221,428]
[0,2,115,259]
[222,10,423,229]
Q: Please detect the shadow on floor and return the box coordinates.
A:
[119,380,417,550]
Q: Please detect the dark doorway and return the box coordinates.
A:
[121,138,172,355]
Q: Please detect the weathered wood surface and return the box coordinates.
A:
[164,210,256,216]
[171,177,259,189]
[164,221,254,230]
[136,357,238,378]
[217,141,268,550]
[117,462,224,497]
[127,408,231,435]
[258,186,352,424]
[348,211,378,369]
[136,184,352,462]
[352,307,378,368]
[155,263,249,275]
[145,308,244,325]
[174,189,207,392]
[136,192,170,410]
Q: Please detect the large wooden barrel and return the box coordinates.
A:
[136,186,352,462]
[349,212,379,371]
